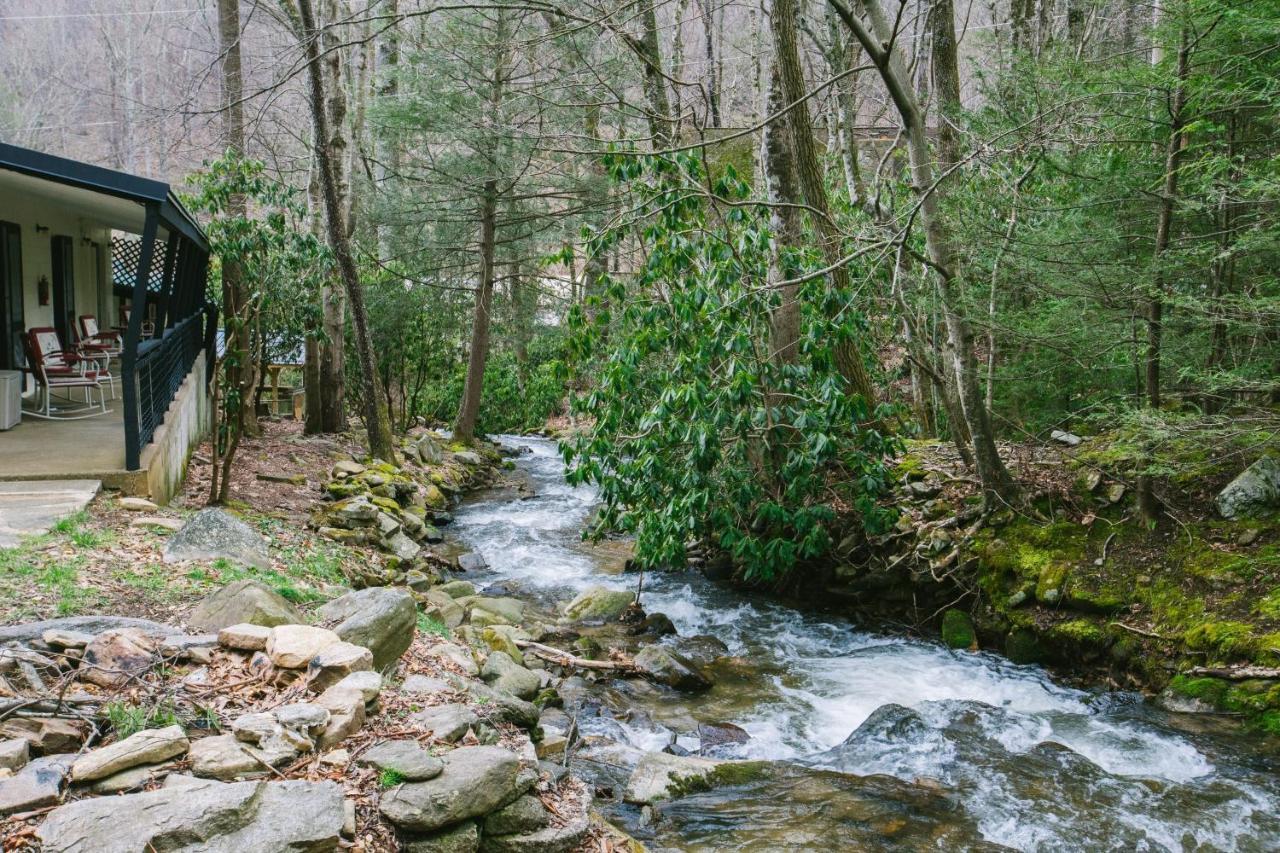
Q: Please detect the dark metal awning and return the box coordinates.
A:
[0,142,209,252]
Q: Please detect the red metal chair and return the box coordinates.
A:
[79,315,122,356]
[73,316,118,398]
[22,327,109,419]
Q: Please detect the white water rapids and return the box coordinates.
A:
[451,437,1280,851]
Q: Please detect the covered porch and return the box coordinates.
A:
[0,143,216,501]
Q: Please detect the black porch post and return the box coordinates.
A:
[154,233,179,333]
[123,205,159,471]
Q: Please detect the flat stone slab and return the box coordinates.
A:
[36,777,344,852]
[0,615,175,646]
[0,480,100,547]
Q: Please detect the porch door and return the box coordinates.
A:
[0,222,22,370]
[51,235,74,344]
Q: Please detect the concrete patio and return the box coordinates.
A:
[0,480,100,547]
[0,388,152,495]
[0,396,127,479]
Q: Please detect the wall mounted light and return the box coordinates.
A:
[37,274,49,306]
[34,224,49,234]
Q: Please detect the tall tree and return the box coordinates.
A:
[454,7,512,443]
[297,0,396,460]
[210,0,255,503]
[829,0,1017,505]
[770,0,877,409]
[1137,13,1191,522]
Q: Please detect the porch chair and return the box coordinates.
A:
[74,315,119,398]
[22,327,110,420]
[78,315,122,356]
[119,306,155,339]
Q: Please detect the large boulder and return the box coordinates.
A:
[36,777,344,852]
[633,645,713,692]
[480,652,539,701]
[357,740,444,782]
[404,820,479,853]
[188,735,269,781]
[667,634,730,667]
[266,625,341,669]
[623,751,724,804]
[425,643,479,676]
[1217,456,1280,519]
[189,580,304,632]
[481,794,550,836]
[307,641,374,691]
[379,746,523,833]
[409,704,479,743]
[481,810,591,853]
[457,679,539,729]
[163,508,270,570]
[423,591,465,630]
[0,718,86,756]
[466,597,525,627]
[561,586,634,622]
[318,588,417,670]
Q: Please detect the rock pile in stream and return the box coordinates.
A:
[313,433,502,582]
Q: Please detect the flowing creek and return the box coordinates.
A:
[450,437,1280,851]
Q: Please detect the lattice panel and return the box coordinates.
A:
[110,236,165,292]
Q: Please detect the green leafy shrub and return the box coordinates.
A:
[563,153,898,581]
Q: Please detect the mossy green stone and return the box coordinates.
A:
[941,610,975,650]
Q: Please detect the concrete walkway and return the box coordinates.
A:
[0,480,101,547]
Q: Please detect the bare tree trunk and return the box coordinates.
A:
[771,0,877,410]
[376,0,401,258]
[639,1,674,145]
[319,0,351,434]
[825,8,866,207]
[1011,0,1035,52]
[454,180,499,442]
[304,163,346,434]
[697,0,720,126]
[1137,20,1190,523]
[761,68,802,364]
[298,0,395,461]
[831,0,1016,505]
[454,7,510,443]
[212,0,255,503]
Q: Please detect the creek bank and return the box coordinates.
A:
[707,437,1280,733]
[0,427,640,851]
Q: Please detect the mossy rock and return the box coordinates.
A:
[1062,585,1127,614]
[1182,621,1259,660]
[325,480,365,500]
[941,610,975,650]
[371,496,401,515]
[1005,627,1046,664]
[481,625,528,664]
[1036,564,1070,605]
[1168,674,1280,730]
[1043,619,1112,663]
[423,484,448,510]
[666,760,775,799]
